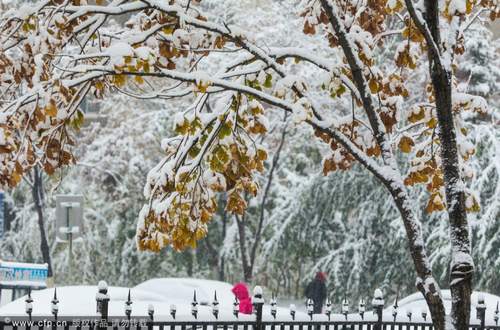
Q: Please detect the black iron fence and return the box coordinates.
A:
[0,281,499,330]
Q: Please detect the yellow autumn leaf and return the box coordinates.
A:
[398,136,414,153]
[94,80,104,91]
[408,107,425,123]
[113,74,127,87]
[135,75,144,84]
[369,78,379,94]
[45,100,57,117]
[162,26,175,35]
[196,81,211,93]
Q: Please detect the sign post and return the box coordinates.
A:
[0,191,4,239]
[55,195,83,270]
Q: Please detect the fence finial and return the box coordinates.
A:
[170,304,177,319]
[233,297,240,318]
[307,298,314,320]
[325,297,332,321]
[358,298,366,320]
[191,290,198,319]
[342,295,349,320]
[148,304,154,321]
[51,288,59,320]
[494,301,499,325]
[212,290,219,319]
[270,292,277,320]
[25,289,33,320]
[392,291,399,322]
[289,304,296,320]
[406,309,413,322]
[125,289,132,320]
[421,307,427,322]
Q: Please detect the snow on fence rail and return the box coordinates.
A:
[0,281,499,330]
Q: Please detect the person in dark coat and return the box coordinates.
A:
[305,272,327,313]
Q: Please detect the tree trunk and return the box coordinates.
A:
[184,249,194,276]
[422,2,474,329]
[4,196,14,232]
[388,184,446,330]
[235,215,253,283]
[219,207,227,281]
[31,166,53,278]
[317,1,448,328]
[250,124,287,272]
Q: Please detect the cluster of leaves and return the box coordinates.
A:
[138,94,269,251]
[300,0,494,215]
[402,92,486,213]
[0,0,257,251]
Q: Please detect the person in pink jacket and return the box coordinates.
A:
[232,282,253,314]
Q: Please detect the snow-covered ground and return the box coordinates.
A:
[133,278,235,308]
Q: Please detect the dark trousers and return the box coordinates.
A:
[314,302,323,313]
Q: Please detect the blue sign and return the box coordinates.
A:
[0,191,4,238]
[0,261,48,288]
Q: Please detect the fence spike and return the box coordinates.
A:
[421,307,427,322]
[289,304,296,321]
[148,303,154,321]
[191,290,198,319]
[325,297,332,321]
[25,289,33,317]
[212,290,219,319]
[392,291,399,322]
[125,289,132,319]
[342,295,349,320]
[270,292,277,320]
[358,298,365,320]
[170,304,177,319]
[307,298,314,320]
[233,297,240,318]
[51,288,59,319]
[406,309,412,322]
[494,301,499,325]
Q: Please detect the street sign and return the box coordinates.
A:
[55,195,84,243]
[0,191,4,238]
[0,260,48,289]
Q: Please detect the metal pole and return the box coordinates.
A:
[96,281,109,330]
[476,295,486,330]
[66,206,73,274]
[253,286,264,330]
[372,289,384,330]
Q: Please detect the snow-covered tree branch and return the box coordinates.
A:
[0,1,498,329]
